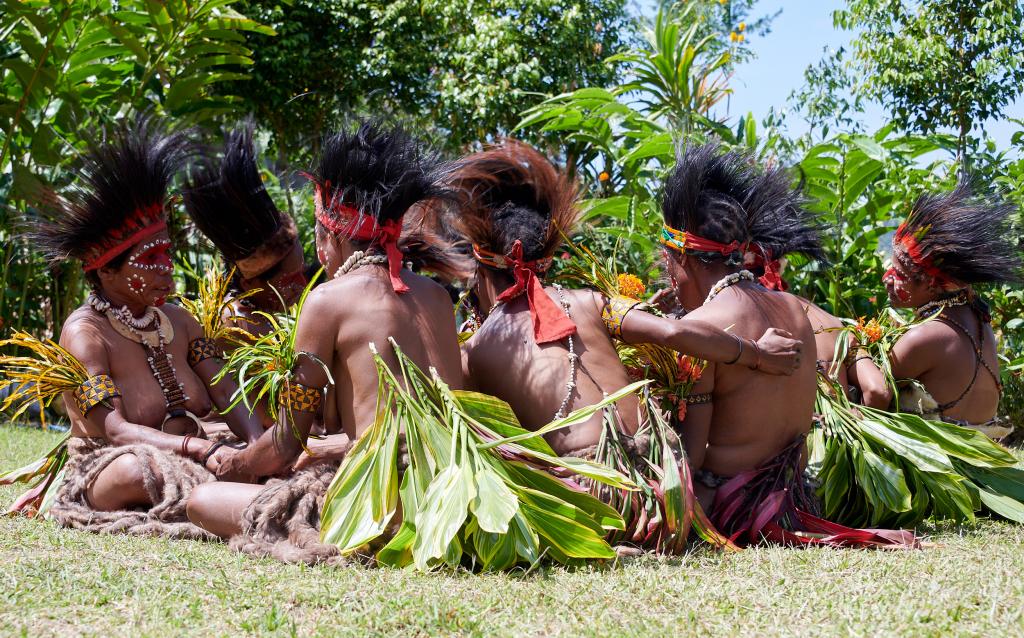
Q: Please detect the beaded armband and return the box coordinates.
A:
[280,380,324,413]
[187,337,220,367]
[602,295,645,339]
[73,374,121,415]
[685,392,712,406]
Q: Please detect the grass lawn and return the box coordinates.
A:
[3,427,1024,637]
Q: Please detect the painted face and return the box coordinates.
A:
[882,250,932,308]
[263,242,308,306]
[105,230,176,306]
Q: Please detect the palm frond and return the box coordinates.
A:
[0,332,89,429]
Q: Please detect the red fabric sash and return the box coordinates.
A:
[474,240,576,344]
[313,182,408,294]
[745,244,788,291]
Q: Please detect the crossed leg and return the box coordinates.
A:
[186,482,264,539]
[86,453,160,511]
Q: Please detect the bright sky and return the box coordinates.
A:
[643,0,1023,152]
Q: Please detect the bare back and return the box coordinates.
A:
[464,287,638,454]
[892,305,1000,423]
[311,267,464,437]
[684,283,818,476]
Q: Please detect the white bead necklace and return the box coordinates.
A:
[333,251,389,279]
[87,292,156,329]
[704,270,756,305]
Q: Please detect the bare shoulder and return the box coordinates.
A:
[555,285,602,314]
[160,302,203,340]
[898,319,955,353]
[59,307,109,371]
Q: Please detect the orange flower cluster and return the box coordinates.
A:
[677,355,704,384]
[856,317,883,344]
[598,171,610,182]
[617,273,646,300]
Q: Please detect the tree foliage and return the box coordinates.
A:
[834,0,1024,162]
[221,0,634,162]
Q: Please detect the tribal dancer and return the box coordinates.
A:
[186,122,464,563]
[32,116,265,539]
[447,141,803,552]
[663,143,917,547]
[871,183,1021,439]
[184,124,308,339]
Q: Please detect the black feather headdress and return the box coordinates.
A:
[34,114,191,270]
[661,143,824,280]
[184,124,297,278]
[308,121,450,231]
[894,181,1021,287]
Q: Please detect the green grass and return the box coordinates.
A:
[3,427,1024,637]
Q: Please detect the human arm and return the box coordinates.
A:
[292,433,354,471]
[848,350,893,409]
[214,290,335,479]
[612,298,802,375]
[62,321,216,463]
[181,313,265,443]
[678,360,716,469]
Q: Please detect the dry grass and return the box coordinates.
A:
[3,427,1024,637]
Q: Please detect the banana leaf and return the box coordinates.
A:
[320,338,641,571]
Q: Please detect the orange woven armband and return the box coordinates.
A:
[73,374,121,415]
[187,337,220,367]
[280,381,323,413]
[602,295,644,339]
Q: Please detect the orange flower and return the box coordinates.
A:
[617,273,645,300]
[738,22,746,32]
[729,31,738,42]
[598,171,610,182]
[737,33,745,43]
[864,319,883,344]
[677,401,687,421]
[677,355,704,384]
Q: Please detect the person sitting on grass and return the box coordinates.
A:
[664,143,917,547]
[866,182,1021,439]
[33,115,265,539]
[445,140,803,552]
[185,121,466,564]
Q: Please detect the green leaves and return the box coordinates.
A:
[812,379,1024,528]
[320,338,639,571]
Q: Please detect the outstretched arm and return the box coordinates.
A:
[216,291,335,479]
[615,303,802,375]
[848,352,892,409]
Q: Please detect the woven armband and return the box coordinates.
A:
[73,374,121,415]
[187,337,220,367]
[685,392,713,406]
[602,295,645,339]
[281,380,323,413]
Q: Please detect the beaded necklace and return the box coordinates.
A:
[914,289,971,320]
[704,270,756,305]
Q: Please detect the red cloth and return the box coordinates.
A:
[709,436,920,549]
[490,240,577,344]
[745,244,788,291]
[313,182,409,294]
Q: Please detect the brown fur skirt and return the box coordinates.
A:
[228,461,347,566]
[48,437,216,540]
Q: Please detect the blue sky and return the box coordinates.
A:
[647,0,1022,151]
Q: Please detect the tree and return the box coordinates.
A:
[0,0,270,336]
[834,0,1024,164]
[222,0,635,162]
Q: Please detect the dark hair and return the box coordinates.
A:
[183,122,289,262]
[449,140,579,263]
[661,143,824,266]
[898,180,1021,286]
[310,120,450,229]
[33,113,191,266]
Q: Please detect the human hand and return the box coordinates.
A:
[753,328,803,375]
[208,445,256,483]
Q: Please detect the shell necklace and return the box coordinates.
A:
[704,270,756,305]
